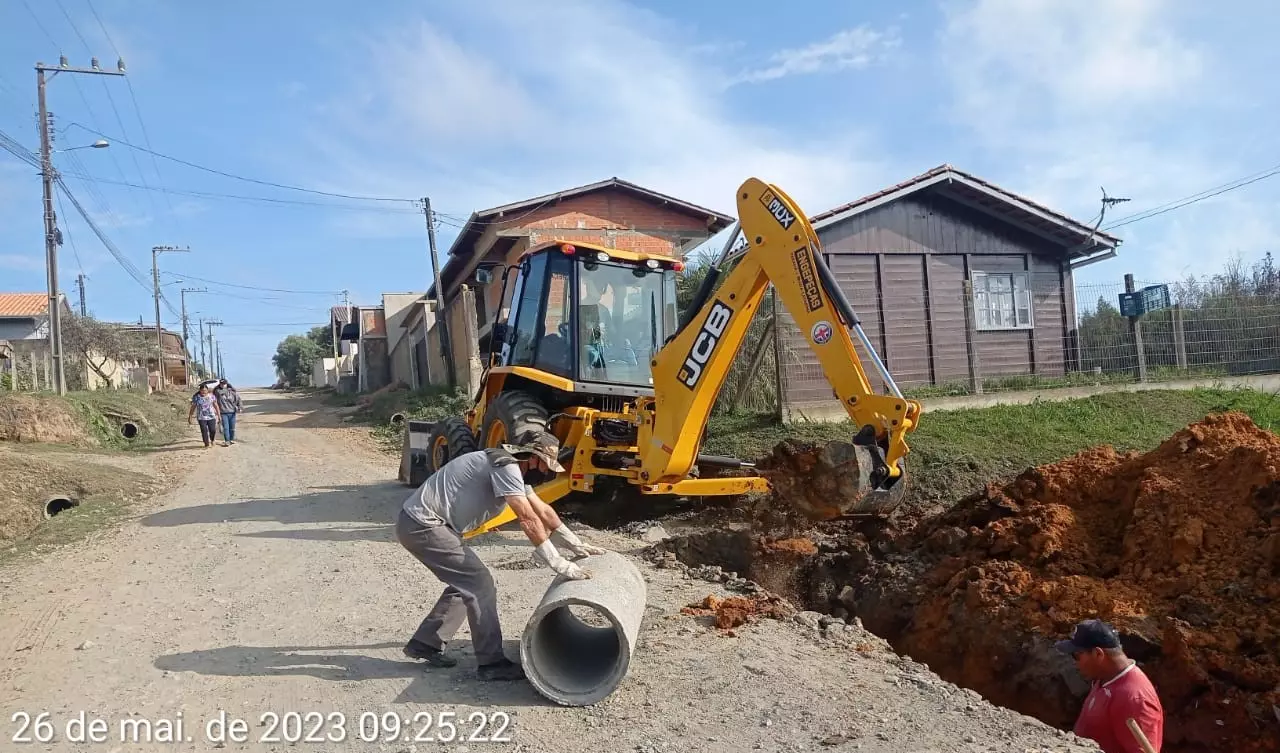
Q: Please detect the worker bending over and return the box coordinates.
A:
[1057,619,1164,753]
[395,429,607,681]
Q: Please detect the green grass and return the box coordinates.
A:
[705,386,1280,508]
[65,390,190,449]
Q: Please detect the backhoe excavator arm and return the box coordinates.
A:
[637,178,921,505]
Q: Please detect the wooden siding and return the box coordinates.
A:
[780,189,1075,411]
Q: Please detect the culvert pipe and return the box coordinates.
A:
[43,496,79,519]
[519,550,646,706]
[390,412,407,425]
[120,421,139,439]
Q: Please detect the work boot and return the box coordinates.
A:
[403,639,457,667]
[477,658,524,681]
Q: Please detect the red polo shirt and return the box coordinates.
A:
[1073,663,1164,753]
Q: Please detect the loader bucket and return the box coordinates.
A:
[761,439,907,520]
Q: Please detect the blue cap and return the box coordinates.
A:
[1055,619,1121,654]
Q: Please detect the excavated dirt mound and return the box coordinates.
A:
[663,412,1280,753]
[818,412,1280,753]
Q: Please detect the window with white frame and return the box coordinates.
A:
[972,271,1033,331]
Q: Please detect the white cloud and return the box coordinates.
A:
[939,0,1278,282]
[301,0,902,230]
[733,26,901,84]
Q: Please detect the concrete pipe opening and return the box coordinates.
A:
[43,496,79,519]
[120,421,139,439]
[520,551,646,706]
[390,412,407,425]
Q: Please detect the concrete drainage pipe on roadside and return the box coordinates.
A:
[120,421,139,439]
[520,550,646,706]
[43,495,79,519]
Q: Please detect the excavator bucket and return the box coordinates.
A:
[762,435,907,520]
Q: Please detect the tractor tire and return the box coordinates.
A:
[426,416,479,475]
[479,390,549,450]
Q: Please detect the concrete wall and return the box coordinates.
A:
[424,287,481,395]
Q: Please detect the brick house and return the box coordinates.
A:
[409,176,732,381]
[423,177,734,356]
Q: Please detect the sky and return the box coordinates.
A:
[1,0,1277,387]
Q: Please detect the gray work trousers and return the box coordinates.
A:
[394,510,505,665]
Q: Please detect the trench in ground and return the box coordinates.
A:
[658,527,1089,734]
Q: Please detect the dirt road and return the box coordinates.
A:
[0,390,1096,752]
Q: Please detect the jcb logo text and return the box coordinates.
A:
[759,189,795,230]
[678,301,734,388]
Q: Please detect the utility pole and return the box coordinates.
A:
[206,319,222,378]
[216,341,224,378]
[198,318,206,373]
[179,287,206,386]
[75,273,87,316]
[37,55,126,395]
[421,197,456,386]
[151,245,189,390]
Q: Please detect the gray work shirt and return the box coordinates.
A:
[403,449,532,534]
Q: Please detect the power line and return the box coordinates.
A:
[1103,163,1280,231]
[83,0,174,214]
[161,270,343,295]
[63,122,417,203]
[54,188,84,273]
[51,168,420,213]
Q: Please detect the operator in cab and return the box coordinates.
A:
[394,429,609,681]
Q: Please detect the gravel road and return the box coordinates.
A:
[0,390,1099,753]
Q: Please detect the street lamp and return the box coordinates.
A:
[37,55,126,396]
[54,139,109,153]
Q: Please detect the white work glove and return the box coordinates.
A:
[552,525,608,557]
[534,539,591,580]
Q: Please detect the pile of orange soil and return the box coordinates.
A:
[857,412,1280,753]
[681,593,795,632]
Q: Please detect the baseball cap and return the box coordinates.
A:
[1055,619,1121,655]
[502,429,565,472]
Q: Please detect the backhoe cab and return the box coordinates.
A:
[408,177,922,538]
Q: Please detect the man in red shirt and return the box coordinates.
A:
[1056,619,1164,753]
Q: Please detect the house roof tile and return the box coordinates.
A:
[0,293,50,318]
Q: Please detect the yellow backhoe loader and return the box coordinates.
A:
[405,177,922,538]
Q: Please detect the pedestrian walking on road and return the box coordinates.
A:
[187,384,221,449]
[1057,618,1164,753]
[395,429,609,681]
[213,378,243,446]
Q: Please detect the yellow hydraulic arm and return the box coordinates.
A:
[637,178,921,495]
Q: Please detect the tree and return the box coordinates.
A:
[60,314,153,389]
[272,334,323,386]
[305,324,334,353]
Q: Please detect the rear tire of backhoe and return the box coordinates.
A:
[480,390,550,450]
[426,417,479,475]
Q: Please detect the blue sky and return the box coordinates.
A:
[1,0,1277,387]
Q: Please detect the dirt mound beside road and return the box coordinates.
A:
[0,394,94,445]
[822,411,1280,753]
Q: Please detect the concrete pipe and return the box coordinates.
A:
[390,412,407,425]
[519,550,647,706]
[43,496,79,519]
[120,421,139,439]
